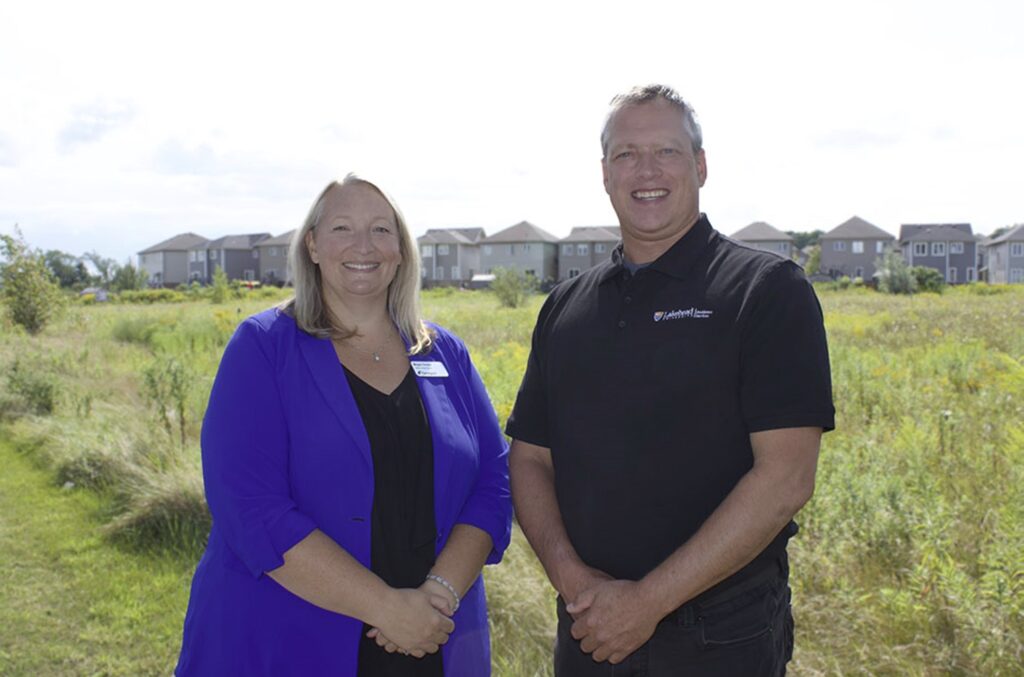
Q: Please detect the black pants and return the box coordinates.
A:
[554,560,793,677]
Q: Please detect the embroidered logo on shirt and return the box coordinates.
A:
[653,307,714,322]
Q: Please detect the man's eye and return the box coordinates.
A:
[614,151,633,161]
[657,148,678,156]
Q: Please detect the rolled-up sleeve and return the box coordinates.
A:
[201,319,317,578]
[453,342,512,564]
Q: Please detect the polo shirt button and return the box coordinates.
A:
[624,296,632,304]
[618,320,626,329]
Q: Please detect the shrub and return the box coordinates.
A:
[211,266,229,304]
[0,230,64,333]
[116,289,187,304]
[912,266,946,293]
[491,267,537,308]
[111,316,163,346]
[142,357,193,448]
[875,250,916,294]
[5,357,58,415]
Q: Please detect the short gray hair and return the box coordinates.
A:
[600,84,703,157]
[282,174,432,354]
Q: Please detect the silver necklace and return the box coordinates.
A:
[342,332,393,363]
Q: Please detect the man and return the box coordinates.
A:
[506,85,834,675]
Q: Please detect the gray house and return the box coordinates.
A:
[137,233,208,287]
[900,223,977,284]
[480,221,560,285]
[255,230,296,286]
[984,223,1024,284]
[729,222,794,258]
[417,228,486,287]
[820,216,895,280]
[188,233,271,284]
[558,226,620,281]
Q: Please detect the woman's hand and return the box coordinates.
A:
[366,588,454,657]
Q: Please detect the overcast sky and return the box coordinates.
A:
[2,0,1021,263]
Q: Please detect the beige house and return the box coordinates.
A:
[558,226,620,281]
[137,232,208,287]
[480,221,560,286]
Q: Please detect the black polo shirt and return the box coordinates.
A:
[506,214,834,591]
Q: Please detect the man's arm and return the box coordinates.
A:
[509,440,612,603]
[569,426,822,664]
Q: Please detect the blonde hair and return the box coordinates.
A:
[282,174,432,354]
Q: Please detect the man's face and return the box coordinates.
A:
[602,100,707,253]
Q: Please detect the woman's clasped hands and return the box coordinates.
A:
[365,580,458,657]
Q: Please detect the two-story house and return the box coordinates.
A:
[820,216,895,280]
[254,230,296,286]
[558,226,620,281]
[480,221,560,285]
[188,233,271,284]
[900,223,977,284]
[984,224,1024,284]
[137,233,208,287]
[729,222,794,259]
[417,228,486,287]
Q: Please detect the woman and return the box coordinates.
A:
[176,175,512,676]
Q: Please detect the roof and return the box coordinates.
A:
[988,223,1024,245]
[901,223,975,242]
[417,228,485,246]
[821,216,893,240]
[192,233,272,250]
[561,226,621,243]
[255,230,296,247]
[483,221,560,244]
[729,221,793,242]
[138,232,208,254]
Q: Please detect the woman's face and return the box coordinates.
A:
[305,182,403,306]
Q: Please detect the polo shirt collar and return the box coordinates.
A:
[600,214,716,283]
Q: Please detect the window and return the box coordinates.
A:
[778,243,789,253]
[947,267,957,283]
[269,247,279,257]
[209,250,217,260]
[950,242,964,254]
[1008,268,1023,283]
[833,241,846,251]
[1011,243,1024,257]
[595,243,606,254]
[913,242,928,256]
[563,243,574,255]
[252,250,259,259]
[854,267,864,278]
[567,268,581,278]
[852,241,864,254]
[522,244,532,253]
[932,242,946,256]
[451,266,460,280]
[876,241,885,254]
[435,268,444,280]
[421,245,433,258]
[244,269,255,281]
[437,244,449,256]
[967,267,976,282]
[577,244,589,256]
[483,245,492,256]
[189,251,197,262]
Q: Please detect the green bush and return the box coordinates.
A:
[491,267,537,308]
[116,289,187,304]
[5,358,58,416]
[211,266,229,304]
[912,266,946,293]
[875,250,916,294]
[0,230,64,334]
[111,316,163,346]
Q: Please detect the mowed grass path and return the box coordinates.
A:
[0,439,192,676]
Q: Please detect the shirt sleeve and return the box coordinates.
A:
[503,295,553,446]
[453,339,513,564]
[201,319,318,578]
[739,261,836,433]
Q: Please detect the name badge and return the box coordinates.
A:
[411,361,449,378]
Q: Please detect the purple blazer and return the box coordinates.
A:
[176,309,511,676]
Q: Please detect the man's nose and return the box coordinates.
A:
[636,151,661,178]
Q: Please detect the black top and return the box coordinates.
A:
[344,366,442,677]
[506,214,834,597]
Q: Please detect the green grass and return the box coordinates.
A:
[2,284,1023,675]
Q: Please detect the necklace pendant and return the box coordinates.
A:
[372,352,381,362]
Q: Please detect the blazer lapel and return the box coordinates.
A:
[414,361,457,527]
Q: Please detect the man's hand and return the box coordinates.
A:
[560,563,614,609]
[566,579,662,664]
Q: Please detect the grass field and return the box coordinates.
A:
[1,284,1022,675]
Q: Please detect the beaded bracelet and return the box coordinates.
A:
[425,573,461,613]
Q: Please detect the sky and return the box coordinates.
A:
[2,0,1022,264]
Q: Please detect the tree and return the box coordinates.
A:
[0,228,64,334]
[210,265,229,304]
[110,258,148,291]
[83,250,118,286]
[786,229,824,250]
[491,267,536,308]
[44,249,90,288]
[911,266,946,293]
[875,250,916,294]
[805,245,821,274]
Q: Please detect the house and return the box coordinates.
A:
[480,221,560,286]
[729,222,794,259]
[137,232,208,287]
[899,223,977,284]
[254,230,296,286]
[558,226,620,281]
[417,228,486,287]
[819,216,895,280]
[984,224,1024,284]
[188,233,271,284]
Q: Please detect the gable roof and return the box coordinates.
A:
[900,223,975,242]
[138,232,208,254]
[417,228,484,246]
[255,230,296,247]
[193,233,272,250]
[988,223,1024,245]
[483,221,560,244]
[730,221,793,242]
[821,216,893,240]
[561,226,621,243]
